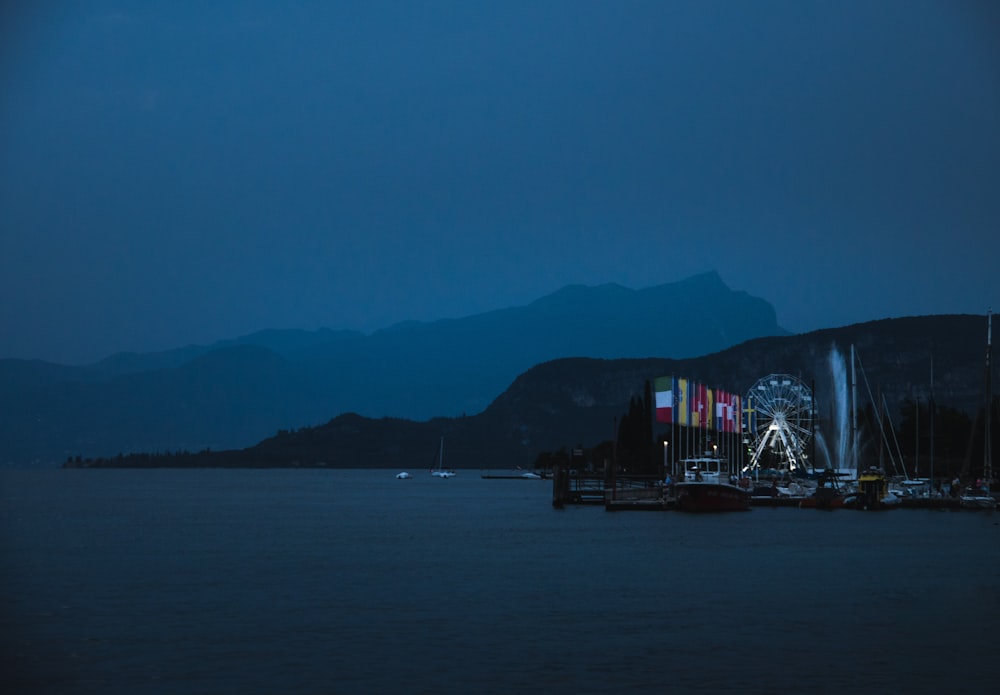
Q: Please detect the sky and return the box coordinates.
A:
[1,1,998,364]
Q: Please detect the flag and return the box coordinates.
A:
[716,389,728,433]
[693,383,707,429]
[654,376,675,423]
[704,387,714,431]
[677,378,689,426]
[743,395,756,434]
[729,392,741,433]
[690,381,701,428]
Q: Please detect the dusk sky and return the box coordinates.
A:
[1,1,998,364]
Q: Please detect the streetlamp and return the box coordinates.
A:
[662,440,672,489]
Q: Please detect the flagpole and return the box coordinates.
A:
[671,377,677,477]
[984,309,992,491]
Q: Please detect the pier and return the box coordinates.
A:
[552,465,973,511]
[551,464,662,508]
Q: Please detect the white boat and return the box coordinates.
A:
[430,436,456,478]
[960,487,997,510]
[480,469,545,479]
[396,471,411,479]
[889,478,931,499]
[673,454,751,512]
[774,481,812,499]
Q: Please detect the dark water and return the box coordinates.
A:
[2,469,999,694]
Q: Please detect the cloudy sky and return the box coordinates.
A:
[1,1,998,364]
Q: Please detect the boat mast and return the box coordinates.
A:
[914,389,919,479]
[985,310,993,491]
[851,344,858,475]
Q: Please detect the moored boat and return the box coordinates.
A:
[430,436,456,478]
[673,455,750,512]
[959,484,997,510]
[841,468,901,510]
[799,470,848,510]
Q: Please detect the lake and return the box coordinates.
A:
[2,468,998,694]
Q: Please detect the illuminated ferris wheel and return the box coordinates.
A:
[745,374,814,474]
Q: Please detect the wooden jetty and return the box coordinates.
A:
[551,464,662,509]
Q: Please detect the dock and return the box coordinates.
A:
[551,465,663,508]
[480,469,548,480]
[551,465,974,512]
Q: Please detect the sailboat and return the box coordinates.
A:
[960,311,996,510]
[430,436,456,478]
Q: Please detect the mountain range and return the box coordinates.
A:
[2,271,787,466]
[72,314,990,475]
[4,273,991,470]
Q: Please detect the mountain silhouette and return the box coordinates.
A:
[4,272,787,466]
[71,314,991,475]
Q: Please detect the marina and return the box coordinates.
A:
[552,466,978,511]
[581,315,999,515]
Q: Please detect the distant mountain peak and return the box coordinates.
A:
[531,272,729,305]
[684,269,724,283]
[528,282,631,308]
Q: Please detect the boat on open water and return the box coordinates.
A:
[430,436,456,478]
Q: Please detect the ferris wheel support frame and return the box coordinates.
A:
[744,374,814,476]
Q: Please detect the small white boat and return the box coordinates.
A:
[775,481,811,499]
[396,472,411,479]
[430,436,456,478]
[960,487,997,510]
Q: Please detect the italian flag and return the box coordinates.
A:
[654,376,675,423]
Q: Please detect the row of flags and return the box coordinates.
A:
[654,376,755,434]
